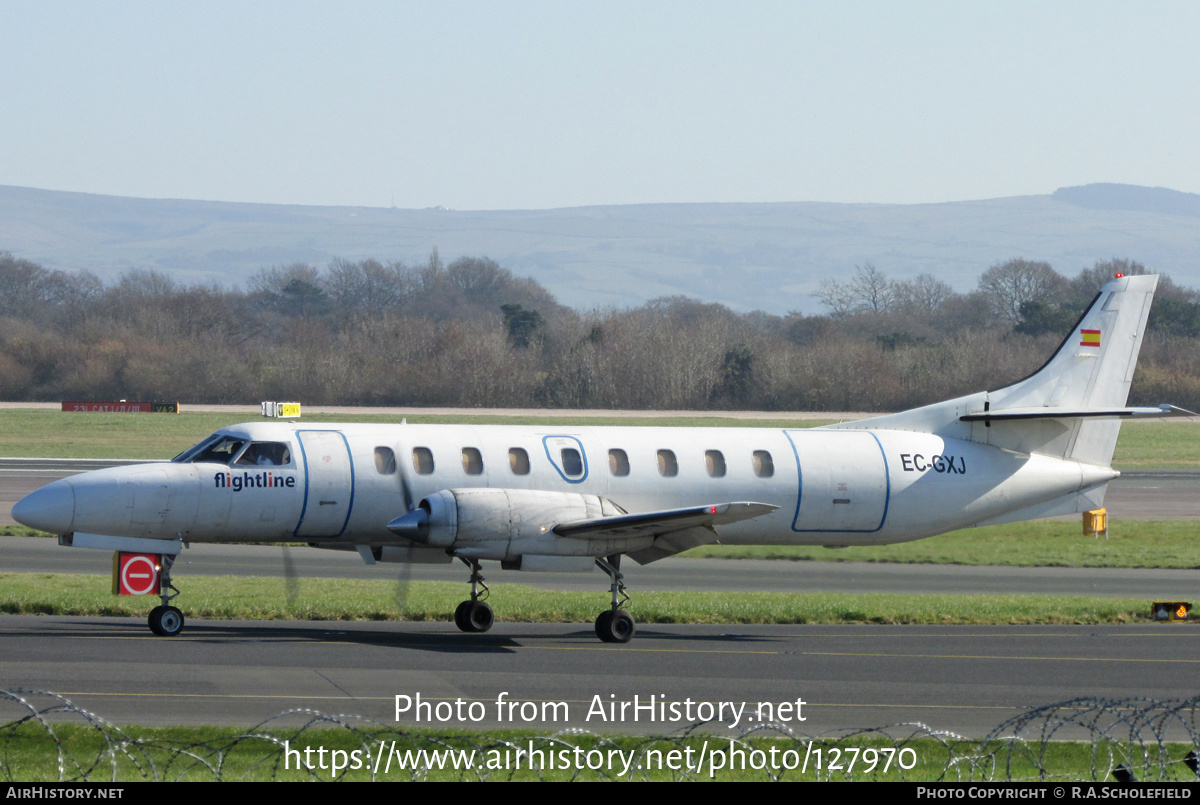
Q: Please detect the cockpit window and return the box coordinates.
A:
[172,434,222,463]
[235,442,292,466]
[186,436,247,464]
[173,434,293,466]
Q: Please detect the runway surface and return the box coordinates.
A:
[4,457,1200,739]
[3,616,1199,737]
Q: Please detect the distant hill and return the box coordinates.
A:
[2,183,1198,314]
[1052,183,1200,217]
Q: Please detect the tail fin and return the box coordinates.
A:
[979,273,1157,465]
[989,273,1157,412]
[831,273,1163,466]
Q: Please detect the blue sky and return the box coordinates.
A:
[3,1,1197,210]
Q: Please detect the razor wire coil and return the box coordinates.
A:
[3,690,1200,782]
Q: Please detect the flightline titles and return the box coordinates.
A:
[395,692,806,729]
[213,470,296,491]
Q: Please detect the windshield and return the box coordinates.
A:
[172,433,294,466]
[171,434,225,463]
[186,435,247,464]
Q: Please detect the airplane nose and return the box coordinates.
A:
[11,480,75,534]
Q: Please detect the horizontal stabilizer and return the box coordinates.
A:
[553,501,777,541]
[961,404,1196,423]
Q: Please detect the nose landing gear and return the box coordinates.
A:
[146,554,185,637]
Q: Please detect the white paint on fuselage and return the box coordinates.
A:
[57,420,1115,551]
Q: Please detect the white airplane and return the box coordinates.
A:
[12,274,1186,643]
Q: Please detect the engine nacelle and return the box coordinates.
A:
[387,488,626,559]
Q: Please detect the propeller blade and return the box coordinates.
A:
[282,545,299,613]
[393,561,412,614]
[393,429,414,613]
[396,432,415,513]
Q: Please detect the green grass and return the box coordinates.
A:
[0,722,1183,782]
[1112,419,1200,468]
[692,519,1200,567]
[0,572,1162,625]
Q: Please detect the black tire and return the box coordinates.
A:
[595,609,634,643]
[149,605,184,637]
[595,610,614,642]
[466,601,494,633]
[148,606,165,635]
[454,601,471,632]
[609,611,635,643]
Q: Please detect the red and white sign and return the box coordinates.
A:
[64,401,154,413]
[117,553,161,596]
[62,401,180,413]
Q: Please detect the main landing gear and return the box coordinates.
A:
[453,558,494,633]
[147,554,185,637]
[594,554,635,644]
[450,554,636,643]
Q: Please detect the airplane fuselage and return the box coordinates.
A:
[37,420,1116,556]
[7,273,1162,641]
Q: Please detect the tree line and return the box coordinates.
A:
[1,250,1199,412]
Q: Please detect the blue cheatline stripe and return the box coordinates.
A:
[867,431,891,532]
[337,430,355,535]
[784,429,803,531]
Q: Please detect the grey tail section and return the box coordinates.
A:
[827,273,1160,467]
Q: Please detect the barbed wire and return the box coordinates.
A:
[2,689,1199,782]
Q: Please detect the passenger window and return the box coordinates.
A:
[561,448,584,477]
[705,450,726,478]
[609,449,630,477]
[657,449,678,477]
[374,447,396,475]
[509,447,530,475]
[462,447,484,475]
[753,450,774,478]
[412,447,434,475]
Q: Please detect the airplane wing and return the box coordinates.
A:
[553,501,778,565]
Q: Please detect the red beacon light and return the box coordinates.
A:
[1115,273,1124,278]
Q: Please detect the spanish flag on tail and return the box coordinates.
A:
[1079,328,1101,348]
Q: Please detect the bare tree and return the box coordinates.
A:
[893,274,955,317]
[324,258,411,313]
[814,263,895,317]
[978,258,1068,324]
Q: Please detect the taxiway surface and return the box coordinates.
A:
[3,616,1199,737]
